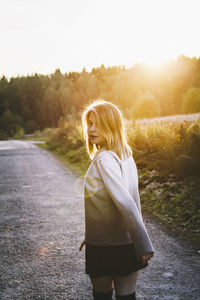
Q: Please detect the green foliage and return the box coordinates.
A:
[182,87,200,113]
[13,126,24,139]
[0,109,15,135]
[0,129,8,140]
[25,119,40,133]
[132,94,161,119]
[0,109,24,137]
[39,127,52,137]
[140,171,200,248]
[127,120,200,178]
[41,118,90,175]
[46,118,84,153]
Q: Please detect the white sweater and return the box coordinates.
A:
[83,149,155,258]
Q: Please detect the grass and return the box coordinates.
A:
[22,136,49,142]
[138,169,200,250]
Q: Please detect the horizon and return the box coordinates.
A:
[2,54,200,81]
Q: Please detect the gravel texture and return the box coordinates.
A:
[0,140,199,300]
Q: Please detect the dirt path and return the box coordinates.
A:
[0,140,199,300]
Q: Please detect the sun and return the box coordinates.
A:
[142,54,170,66]
[127,37,181,69]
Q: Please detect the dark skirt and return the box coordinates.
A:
[85,243,148,278]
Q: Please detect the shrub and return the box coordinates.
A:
[47,119,84,152]
[25,120,40,134]
[182,87,200,113]
[13,126,25,139]
[132,94,161,119]
[0,129,9,140]
[127,120,200,178]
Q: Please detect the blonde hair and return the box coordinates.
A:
[81,99,132,160]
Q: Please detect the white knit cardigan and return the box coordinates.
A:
[83,149,155,258]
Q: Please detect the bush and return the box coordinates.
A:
[132,95,161,119]
[127,120,200,178]
[47,119,84,152]
[0,129,9,140]
[13,126,25,139]
[42,127,54,137]
[25,120,40,134]
[182,87,200,113]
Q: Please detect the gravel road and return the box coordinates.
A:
[0,140,199,300]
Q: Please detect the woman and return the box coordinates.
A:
[79,100,154,299]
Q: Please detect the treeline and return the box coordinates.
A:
[0,55,200,139]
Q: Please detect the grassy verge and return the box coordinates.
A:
[22,136,49,142]
[138,169,200,250]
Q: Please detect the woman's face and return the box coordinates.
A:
[87,111,106,148]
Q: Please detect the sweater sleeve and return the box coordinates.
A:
[96,153,155,258]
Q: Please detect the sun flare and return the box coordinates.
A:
[0,0,199,77]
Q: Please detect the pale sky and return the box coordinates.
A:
[1,0,200,78]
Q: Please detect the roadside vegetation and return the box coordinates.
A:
[35,118,200,250]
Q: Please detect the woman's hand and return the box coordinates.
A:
[79,239,86,251]
[141,252,154,266]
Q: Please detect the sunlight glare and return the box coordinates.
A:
[0,0,200,77]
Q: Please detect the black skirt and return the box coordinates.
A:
[85,243,148,278]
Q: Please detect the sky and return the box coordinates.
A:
[1,0,200,78]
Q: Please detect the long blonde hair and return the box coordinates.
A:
[81,99,132,160]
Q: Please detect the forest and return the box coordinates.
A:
[0,55,200,139]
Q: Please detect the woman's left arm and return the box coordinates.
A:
[96,153,155,260]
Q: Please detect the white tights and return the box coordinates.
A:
[90,271,138,296]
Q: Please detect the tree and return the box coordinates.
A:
[182,87,200,114]
[132,94,161,119]
[0,109,16,136]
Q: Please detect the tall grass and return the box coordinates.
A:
[43,118,200,178]
[127,120,200,178]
